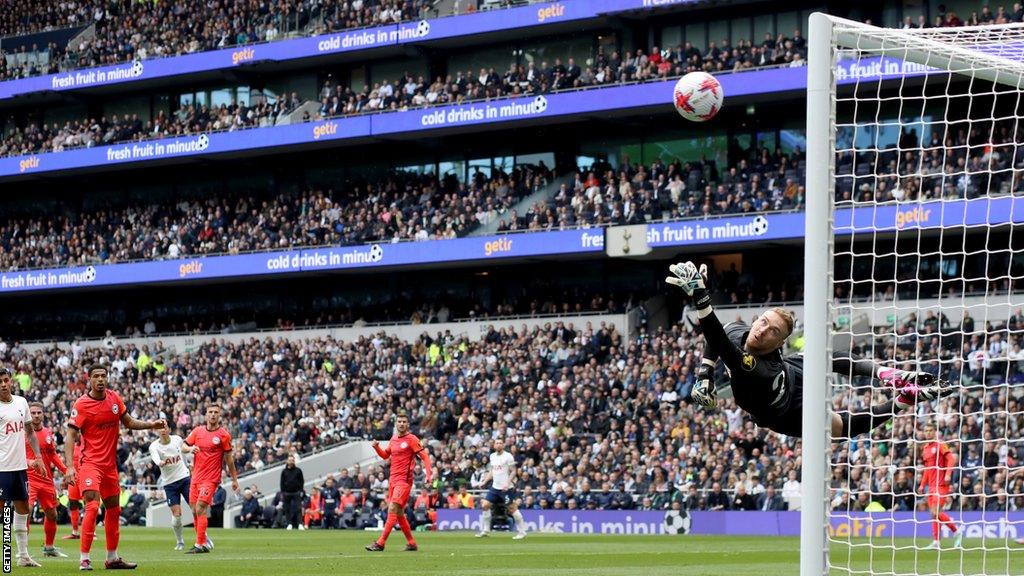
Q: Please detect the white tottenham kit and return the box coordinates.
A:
[0,396,29,472]
[489,451,515,490]
[149,435,190,485]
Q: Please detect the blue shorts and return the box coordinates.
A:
[0,470,29,502]
[163,476,191,507]
[485,488,517,507]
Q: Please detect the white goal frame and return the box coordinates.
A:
[802,12,1024,576]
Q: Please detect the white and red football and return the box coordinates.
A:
[672,72,724,122]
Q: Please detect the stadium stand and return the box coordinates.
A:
[0,30,815,157]
[4,304,1022,521]
[0,165,549,270]
[0,0,433,81]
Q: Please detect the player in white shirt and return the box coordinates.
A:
[0,367,47,567]
[475,437,527,540]
[150,426,199,550]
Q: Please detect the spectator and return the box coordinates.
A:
[237,489,262,528]
[321,478,340,529]
[304,487,323,529]
[121,486,147,526]
[756,486,786,511]
[706,482,730,511]
[280,455,305,530]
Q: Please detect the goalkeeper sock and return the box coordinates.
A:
[377,513,398,546]
[172,514,183,543]
[480,509,492,533]
[71,507,81,534]
[842,402,896,437]
[397,515,415,544]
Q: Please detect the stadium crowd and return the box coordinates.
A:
[0,165,548,271]
[311,32,810,119]
[3,299,1022,525]
[0,0,432,81]
[495,150,806,233]
[0,95,302,157]
[836,120,1024,203]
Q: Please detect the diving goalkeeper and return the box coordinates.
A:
[666,261,952,438]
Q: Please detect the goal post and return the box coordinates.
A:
[804,12,1024,576]
[802,11,835,576]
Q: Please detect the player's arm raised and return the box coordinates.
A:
[120,411,166,431]
[371,440,391,459]
[666,262,744,369]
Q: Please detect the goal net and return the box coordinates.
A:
[803,14,1024,576]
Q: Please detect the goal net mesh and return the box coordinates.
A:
[823,18,1024,576]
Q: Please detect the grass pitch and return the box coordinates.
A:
[24,527,1023,575]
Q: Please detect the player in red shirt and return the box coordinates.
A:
[918,423,961,549]
[365,413,432,552]
[63,439,84,540]
[183,405,239,554]
[25,401,69,557]
[64,364,166,571]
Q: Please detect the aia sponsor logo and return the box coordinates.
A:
[3,421,24,434]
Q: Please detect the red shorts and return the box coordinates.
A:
[67,480,81,501]
[387,483,412,507]
[190,481,218,506]
[77,464,120,499]
[28,481,58,511]
[927,491,950,510]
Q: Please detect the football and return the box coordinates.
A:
[672,72,724,122]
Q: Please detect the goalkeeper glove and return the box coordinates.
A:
[665,261,712,313]
[689,358,717,408]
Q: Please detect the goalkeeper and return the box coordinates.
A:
[666,261,952,438]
